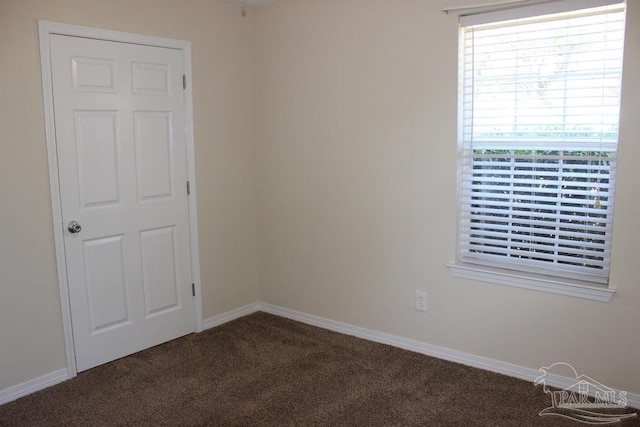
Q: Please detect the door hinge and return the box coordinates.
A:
[183,74,186,90]
[192,283,196,297]
[187,181,190,195]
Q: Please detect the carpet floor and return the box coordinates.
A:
[1,312,638,426]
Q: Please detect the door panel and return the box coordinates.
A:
[71,56,117,93]
[134,111,173,200]
[74,111,121,207]
[83,235,129,332]
[140,226,180,317]
[50,34,195,372]
[131,62,170,95]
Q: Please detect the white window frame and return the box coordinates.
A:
[447,0,626,302]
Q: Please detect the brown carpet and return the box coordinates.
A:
[1,312,638,426]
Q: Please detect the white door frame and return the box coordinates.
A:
[38,20,203,379]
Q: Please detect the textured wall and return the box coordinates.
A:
[0,0,258,389]
[253,0,640,394]
[3,0,639,399]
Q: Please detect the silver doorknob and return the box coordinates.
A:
[67,221,82,234]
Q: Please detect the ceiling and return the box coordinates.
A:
[223,0,281,8]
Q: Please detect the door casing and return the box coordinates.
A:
[38,20,203,379]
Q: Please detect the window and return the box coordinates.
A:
[448,0,626,301]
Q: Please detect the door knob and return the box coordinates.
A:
[67,221,82,234]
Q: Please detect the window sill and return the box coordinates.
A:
[446,263,615,302]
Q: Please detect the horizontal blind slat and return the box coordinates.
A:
[461,209,613,225]
[457,3,623,283]
[460,244,608,267]
[460,254,610,283]
[462,224,611,243]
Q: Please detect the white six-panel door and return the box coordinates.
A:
[49,34,195,371]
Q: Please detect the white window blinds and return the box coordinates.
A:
[458,1,626,285]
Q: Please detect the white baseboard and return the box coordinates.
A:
[202,302,260,330]
[0,303,259,405]
[0,368,68,405]
[257,302,640,410]
[4,302,638,411]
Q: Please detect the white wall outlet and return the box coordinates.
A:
[416,290,427,312]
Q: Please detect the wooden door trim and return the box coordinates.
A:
[38,21,203,379]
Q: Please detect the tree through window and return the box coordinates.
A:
[455,0,626,286]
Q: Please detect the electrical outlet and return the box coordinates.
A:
[416,291,427,312]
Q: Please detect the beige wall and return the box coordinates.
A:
[0,0,258,389]
[2,0,640,399]
[253,0,640,395]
